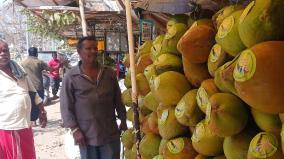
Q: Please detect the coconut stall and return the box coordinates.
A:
[121,0,284,159]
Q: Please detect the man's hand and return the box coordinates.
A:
[119,121,128,132]
[72,128,86,146]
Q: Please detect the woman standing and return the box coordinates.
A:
[0,39,47,159]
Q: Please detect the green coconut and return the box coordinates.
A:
[136,73,150,96]
[234,41,284,114]
[207,44,232,77]
[238,0,284,48]
[139,133,161,159]
[167,14,189,31]
[124,70,132,88]
[192,120,224,156]
[149,71,191,106]
[175,89,204,126]
[216,10,246,56]
[223,127,257,159]
[138,40,152,57]
[158,107,189,140]
[251,108,282,135]
[196,79,220,113]
[153,53,183,74]
[279,113,284,123]
[214,58,238,95]
[138,96,152,116]
[144,64,157,83]
[161,23,188,55]
[212,5,245,29]
[153,155,164,159]
[136,53,153,74]
[121,128,135,149]
[159,139,169,155]
[177,24,216,64]
[164,137,197,159]
[122,88,132,107]
[126,107,144,123]
[247,132,284,159]
[143,92,159,112]
[151,35,165,61]
[207,93,248,137]
[182,57,211,88]
[281,124,284,154]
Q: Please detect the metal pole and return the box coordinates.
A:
[25,23,29,54]
[125,0,141,159]
[78,0,88,36]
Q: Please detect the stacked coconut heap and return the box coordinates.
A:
[121,0,284,159]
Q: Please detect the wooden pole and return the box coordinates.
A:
[78,0,88,36]
[125,0,141,159]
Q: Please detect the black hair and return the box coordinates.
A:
[28,47,38,57]
[76,36,97,49]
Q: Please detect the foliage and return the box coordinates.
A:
[21,9,80,41]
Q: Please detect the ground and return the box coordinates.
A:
[33,98,68,159]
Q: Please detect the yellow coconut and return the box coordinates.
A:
[207,44,232,77]
[234,41,284,114]
[144,64,157,83]
[153,53,183,74]
[124,70,132,88]
[207,93,248,137]
[153,155,164,159]
[161,23,188,55]
[158,108,189,140]
[175,89,204,126]
[136,73,150,96]
[182,57,211,88]
[192,120,224,156]
[159,139,169,155]
[167,14,189,31]
[139,133,161,159]
[247,132,284,159]
[136,53,153,74]
[143,92,159,112]
[177,24,216,64]
[216,10,246,56]
[238,0,284,48]
[123,54,130,68]
[137,40,152,57]
[147,111,159,135]
[251,108,282,135]
[149,71,191,106]
[151,35,165,61]
[164,137,197,159]
[194,154,213,159]
[196,79,220,113]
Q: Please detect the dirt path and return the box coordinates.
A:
[33,98,67,159]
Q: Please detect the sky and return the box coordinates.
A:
[0,0,12,7]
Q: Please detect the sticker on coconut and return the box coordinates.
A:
[205,102,212,123]
[197,87,209,111]
[192,122,205,143]
[233,49,256,82]
[249,132,278,158]
[217,15,234,38]
[167,138,184,154]
[175,102,185,119]
[239,1,255,24]
[209,44,222,63]
[159,109,169,125]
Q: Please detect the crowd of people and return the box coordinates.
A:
[0,36,127,159]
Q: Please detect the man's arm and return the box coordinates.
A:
[112,70,127,131]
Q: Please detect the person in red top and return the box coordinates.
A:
[48,52,63,99]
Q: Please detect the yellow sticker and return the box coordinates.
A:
[197,87,209,111]
[175,102,185,119]
[217,15,234,38]
[167,138,184,154]
[192,122,205,143]
[205,102,212,123]
[159,109,169,125]
[233,49,256,82]
[239,1,255,24]
[209,44,222,63]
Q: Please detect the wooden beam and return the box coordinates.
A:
[26,6,80,11]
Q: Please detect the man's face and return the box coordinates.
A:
[78,40,98,64]
[0,41,10,68]
[52,53,58,60]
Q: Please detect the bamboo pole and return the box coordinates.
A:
[78,0,88,36]
[125,0,141,159]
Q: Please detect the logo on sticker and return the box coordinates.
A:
[167,138,184,154]
[175,104,185,118]
[159,109,169,125]
[233,50,256,82]
[192,122,205,143]
[210,44,222,63]
[197,87,209,111]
